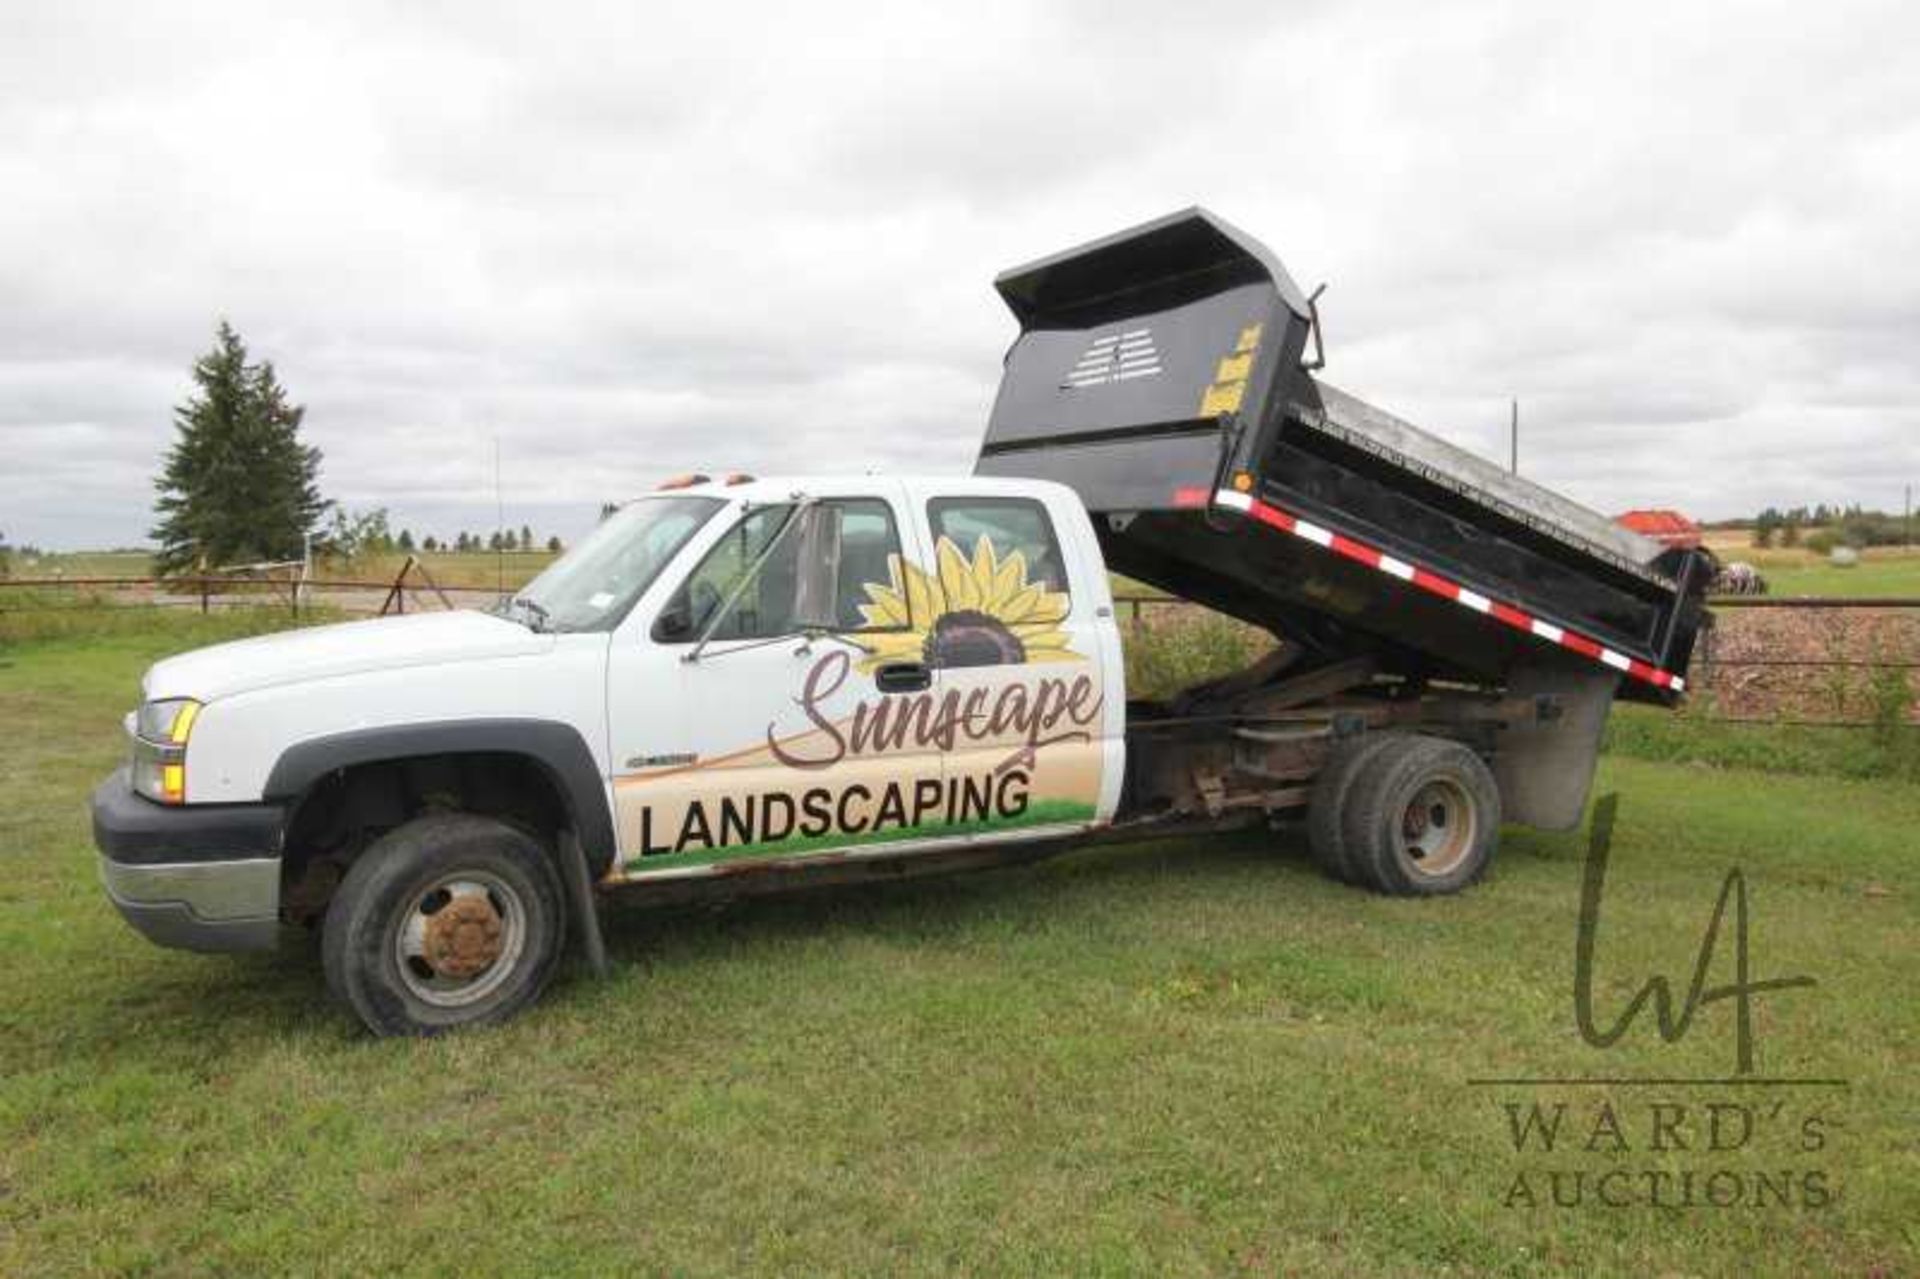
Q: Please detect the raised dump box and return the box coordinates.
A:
[976,207,1713,706]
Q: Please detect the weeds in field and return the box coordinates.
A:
[1122,611,1271,699]
[1865,654,1918,778]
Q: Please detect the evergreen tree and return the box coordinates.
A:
[546,535,563,553]
[152,322,325,575]
[519,523,533,551]
[397,529,415,552]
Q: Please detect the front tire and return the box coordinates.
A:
[322,813,566,1036]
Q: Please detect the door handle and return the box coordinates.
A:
[874,662,932,694]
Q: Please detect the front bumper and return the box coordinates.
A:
[91,768,285,953]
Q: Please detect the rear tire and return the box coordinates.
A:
[1341,736,1500,896]
[1306,733,1400,883]
[322,813,566,1036]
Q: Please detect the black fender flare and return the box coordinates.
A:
[262,719,617,876]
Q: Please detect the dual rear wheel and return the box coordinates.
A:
[1306,734,1500,895]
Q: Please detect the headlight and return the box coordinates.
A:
[130,698,202,804]
[136,699,200,744]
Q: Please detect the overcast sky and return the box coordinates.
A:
[3,1,1915,549]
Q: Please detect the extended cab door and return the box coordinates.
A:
[897,479,1124,838]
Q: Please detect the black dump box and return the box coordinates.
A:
[975,208,1713,706]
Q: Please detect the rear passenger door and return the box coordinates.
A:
[900,483,1111,839]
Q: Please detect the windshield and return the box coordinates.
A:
[508,496,722,632]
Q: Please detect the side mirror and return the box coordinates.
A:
[652,596,694,642]
[791,505,844,632]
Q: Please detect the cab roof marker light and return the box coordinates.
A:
[656,473,711,491]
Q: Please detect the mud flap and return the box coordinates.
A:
[559,829,610,977]
[1493,660,1619,830]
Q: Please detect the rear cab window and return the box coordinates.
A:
[922,495,1075,667]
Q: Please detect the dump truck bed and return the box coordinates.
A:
[974,208,1713,705]
[1307,381,1661,577]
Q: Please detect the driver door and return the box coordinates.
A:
[608,484,945,879]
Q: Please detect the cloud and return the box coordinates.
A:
[2,0,1916,549]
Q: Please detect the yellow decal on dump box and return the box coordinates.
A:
[1199,381,1247,417]
[1198,323,1263,418]
[1213,352,1254,385]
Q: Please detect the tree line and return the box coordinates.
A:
[1753,504,1914,551]
[322,507,562,559]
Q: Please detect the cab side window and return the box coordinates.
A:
[677,505,791,641]
[668,499,903,642]
[927,497,1071,598]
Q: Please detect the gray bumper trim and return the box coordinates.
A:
[100,855,282,953]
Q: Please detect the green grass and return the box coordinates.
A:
[1606,703,1920,781]
[0,601,334,648]
[1,619,1914,1275]
[1752,557,1920,598]
[1702,536,1920,599]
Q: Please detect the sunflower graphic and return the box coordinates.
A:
[855,536,1080,672]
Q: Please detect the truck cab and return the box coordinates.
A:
[596,475,1125,877]
[93,474,1129,1034]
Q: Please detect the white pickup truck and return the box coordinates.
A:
[93,210,1710,1035]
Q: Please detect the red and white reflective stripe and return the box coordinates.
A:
[1212,489,1686,693]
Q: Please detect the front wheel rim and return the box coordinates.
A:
[1398,778,1476,878]
[392,870,529,1008]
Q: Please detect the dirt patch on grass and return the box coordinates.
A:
[1691,606,1920,723]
